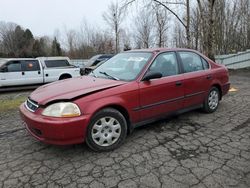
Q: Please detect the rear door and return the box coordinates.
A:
[21,60,43,85]
[177,51,212,108]
[138,52,184,121]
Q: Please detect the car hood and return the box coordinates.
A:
[30,76,126,105]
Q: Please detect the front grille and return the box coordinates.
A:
[25,98,39,112]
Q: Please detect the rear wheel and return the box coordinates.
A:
[203,87,220,113]
[86,108,127,151]
[59,74,72,80]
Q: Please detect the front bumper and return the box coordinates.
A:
[19,103,91,145]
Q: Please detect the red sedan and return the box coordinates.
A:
[20,48,230,151]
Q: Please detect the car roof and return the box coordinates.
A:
[127,48,200,53]
[100,54,114,57]
[36,57,70,61]
[1,58,37,61]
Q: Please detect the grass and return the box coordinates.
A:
[0,97,27,112]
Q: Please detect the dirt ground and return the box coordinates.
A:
[0,70,249,188]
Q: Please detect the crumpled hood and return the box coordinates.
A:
[30,76,126,105]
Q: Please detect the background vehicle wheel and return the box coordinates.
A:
[203,87,220,113]
[59,74,72,80]
[86,108,127,151]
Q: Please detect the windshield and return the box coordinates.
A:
[91,52,152,81]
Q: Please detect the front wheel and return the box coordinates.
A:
[203,87,220,113]
[86,108,127,151]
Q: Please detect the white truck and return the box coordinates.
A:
[0,57,80,87]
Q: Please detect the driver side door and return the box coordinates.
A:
[0,60,24,87]
[138,52,185,121]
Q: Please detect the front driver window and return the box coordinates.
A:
[150,52,179,77]
[7,61,22,72]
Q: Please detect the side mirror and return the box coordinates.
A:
[142,71,162,81]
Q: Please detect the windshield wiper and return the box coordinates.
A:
[99,71,119,80]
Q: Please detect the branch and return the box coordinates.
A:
[210,0,216,8]
[162,1,187,6]
[120,0,136,11]
[196,0,204,20]
[152,0,187,28]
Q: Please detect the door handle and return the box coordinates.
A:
[175,81,182,86]
[45,74,48,77]
[206,75,212,80]
[22,72,25,75]
[38,71,41,74]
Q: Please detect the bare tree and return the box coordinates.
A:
[1,0,249,59]
[79,19,94,47]
[0,22,35,57]
[172,22,186,48]
[197,0,217,60]
[153,4,169,47]
[65,29,77,57]
[0,22,17,56]
[189,6,201,50]
[103,1,124,53]
[247,0,250,48]
[123,0,191,47]
[195,0,249,58]
[120,29,132,51]
[90,31,115,54]
[133,10,154,48]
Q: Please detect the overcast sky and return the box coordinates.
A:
[0,0,115,37]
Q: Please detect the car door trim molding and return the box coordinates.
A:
[133,96,185,111]
[185,91,205,98]
[133,91,205,111]
[132,104,203,128]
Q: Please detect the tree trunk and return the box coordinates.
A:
[115,23,118,53]
[186,0,191,48]
[207,0,216,61]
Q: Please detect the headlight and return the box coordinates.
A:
[42,102,81,117]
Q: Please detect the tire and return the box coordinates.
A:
[86,108,127,151]
[203,87,220,113]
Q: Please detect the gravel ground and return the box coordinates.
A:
[0,71,249,188]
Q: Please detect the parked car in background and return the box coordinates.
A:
[0,57,80,87]
[84,54,114,74]
[84,59,108,75]
[20,48,230,151]
[70,60,87,75]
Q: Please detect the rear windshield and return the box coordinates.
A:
[44,60,70,68]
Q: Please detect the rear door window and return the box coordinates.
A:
[21,60,40,71]
[179,52,204,73]
[201,57,210,69]
[45,60,70,68]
